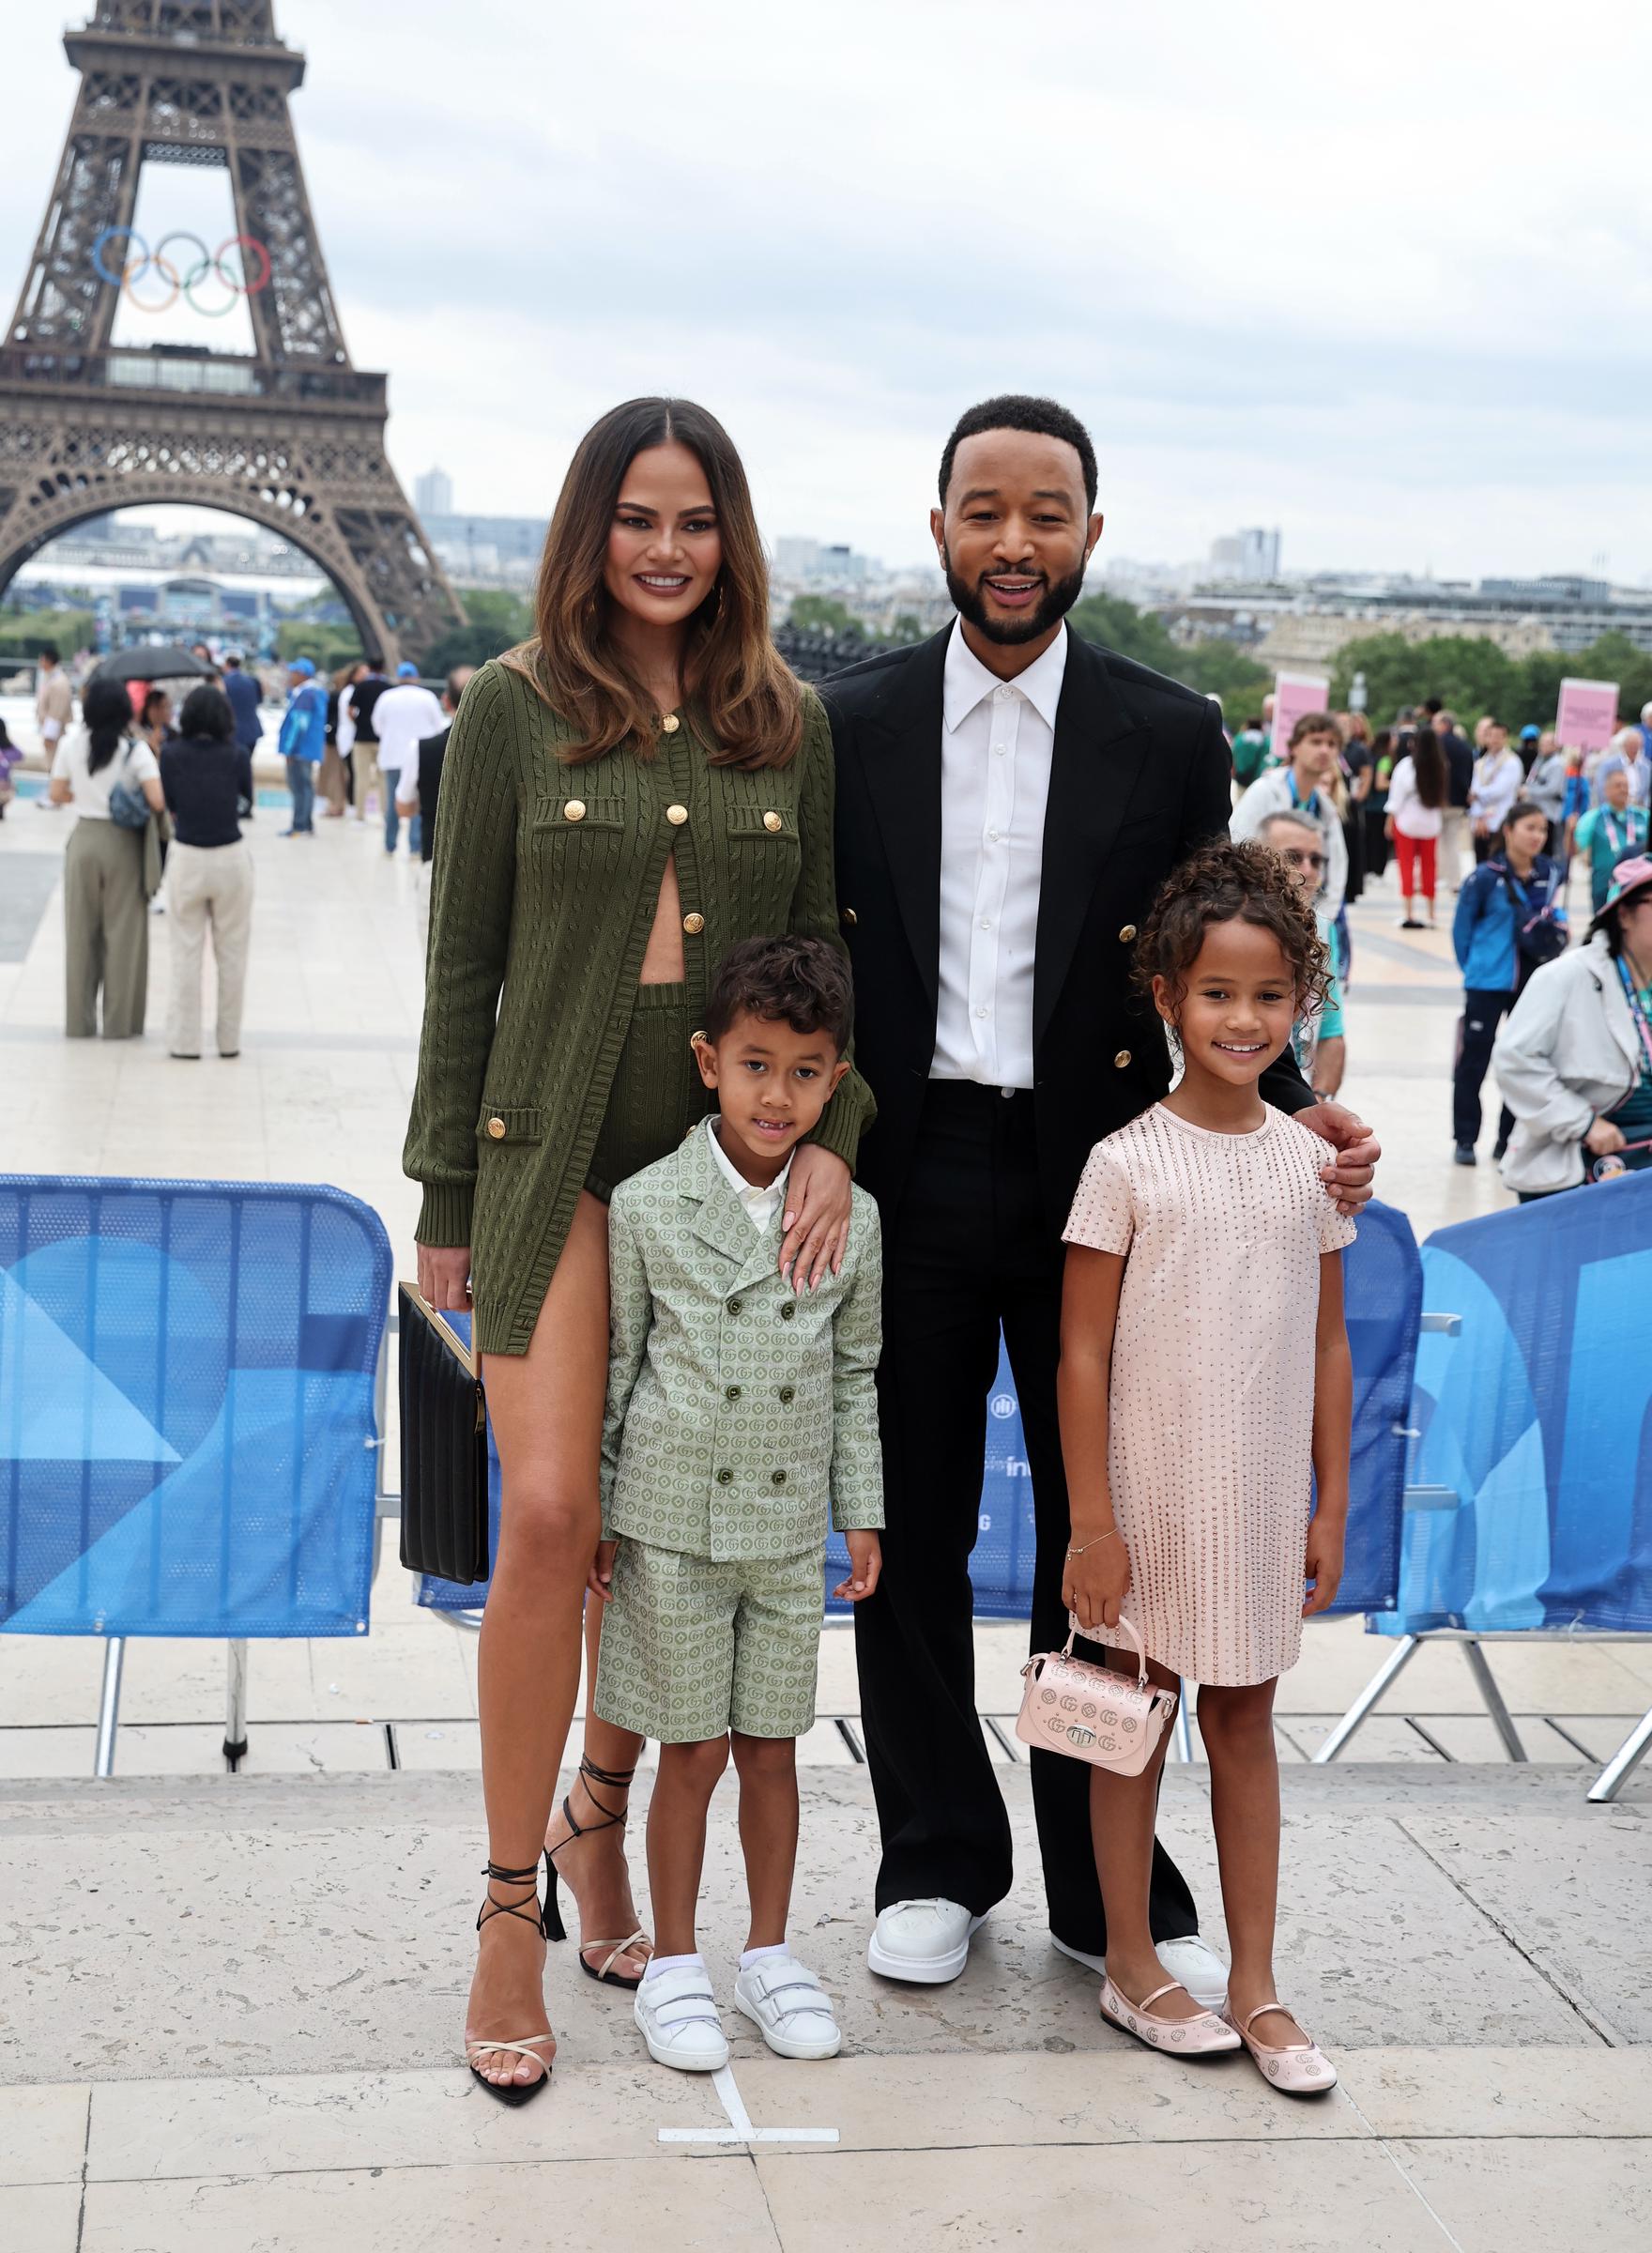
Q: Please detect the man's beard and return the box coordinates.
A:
[943,550,1088,646]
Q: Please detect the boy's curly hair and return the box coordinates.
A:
[704,934,854,1053]
[1134,839,1333,1021]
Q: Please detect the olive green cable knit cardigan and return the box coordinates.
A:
[403,659,875,1356]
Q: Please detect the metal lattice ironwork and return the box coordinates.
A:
[0,0,464,662]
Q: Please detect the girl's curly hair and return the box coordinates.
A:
[1134,838,1334,1022]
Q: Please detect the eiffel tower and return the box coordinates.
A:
[0,1,466,664]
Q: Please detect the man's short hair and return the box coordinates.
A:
[1261,810,1320,845]
[1289,711,1339,749]
[704,935,854,1055]
[939,393,1098,512]
[39,643,60,664]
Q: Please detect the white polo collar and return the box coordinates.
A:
[943,618,1068,736]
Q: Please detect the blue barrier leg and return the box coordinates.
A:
[223,1640,249,1770]
[94,1638,125,1778]
[1312,1636,1418,1762]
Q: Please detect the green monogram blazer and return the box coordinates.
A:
[601,1121,884,1561]
[403,659,876,1356]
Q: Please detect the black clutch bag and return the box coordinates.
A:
[397,1282,488,1585]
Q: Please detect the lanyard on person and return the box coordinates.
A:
[1288,773,1319,817]
[1604,811,1627,857]
[1615,957,1652,1084]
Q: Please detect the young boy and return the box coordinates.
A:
[591,934,883,2073]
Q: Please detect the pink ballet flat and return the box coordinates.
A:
[1222,2001,1338,2093]
[1098,1974,1242,2056]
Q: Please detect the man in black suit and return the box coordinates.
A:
[820,395,1378,2001]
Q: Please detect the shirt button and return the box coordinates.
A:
[994,685,1011,701]
[987,829,1000,842]
[727,1296,742,1315]
[992,743,1006,756]
[486,1116,507,1140]
[1113,1050,1132,1069]
[665,803,689,826]
[772,1469,788,1486]
[716,1467,733,1485]
[980,919,992,930]
[763,810,783,832]
[725,1384,742,1402]
[662,713,681,733]
[778,1385,794,1403]
[1119,924,1138,943]
[562,800,586,822]
[976,1005,989,1018]
[682,912,705,935]
[780,1301,796,1321]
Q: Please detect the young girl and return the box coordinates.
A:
[1056,839,1354,2095]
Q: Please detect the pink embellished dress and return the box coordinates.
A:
[1062,1103,1355,1686]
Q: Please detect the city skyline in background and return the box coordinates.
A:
[2,1,1646,588]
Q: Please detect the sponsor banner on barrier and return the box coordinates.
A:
[0,1179,389,1639]
[1389,1170,1652,1635]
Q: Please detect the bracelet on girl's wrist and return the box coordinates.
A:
[1064,1529,1121,1557]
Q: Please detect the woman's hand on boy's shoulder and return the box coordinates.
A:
[832,1530,881,1602]
[1295,1101,1381,1216]
[781,1144,854,1295]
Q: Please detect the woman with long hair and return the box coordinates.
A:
[405,399,872,2105]
[138,686,173,758]
[48,675,166,1035]
[1384,728,1447,928]
[160,684,255,1060]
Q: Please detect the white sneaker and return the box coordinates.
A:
[733,1953,842,2060]
[1052,1932,1230,2013]
[634,1962,729,2073]
[866,1898,986,1985]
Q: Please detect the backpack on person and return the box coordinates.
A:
[1502,862,1567,969]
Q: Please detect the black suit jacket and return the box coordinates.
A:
[821,625,1314,1236]
[416,724,451,865]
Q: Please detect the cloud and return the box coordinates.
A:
[3,0,1647,579]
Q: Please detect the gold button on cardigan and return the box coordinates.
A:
[403,659,875,1357]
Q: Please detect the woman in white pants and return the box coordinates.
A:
[159,685,255,1060]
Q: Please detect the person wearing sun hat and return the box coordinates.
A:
[1493,855,1652,1199]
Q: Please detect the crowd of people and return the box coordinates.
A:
[21,636,466,1055]
[1228,688,1652,1188]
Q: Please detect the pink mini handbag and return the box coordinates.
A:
[1016,1614,1177,1775]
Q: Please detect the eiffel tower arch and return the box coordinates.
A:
[0,1,467,665]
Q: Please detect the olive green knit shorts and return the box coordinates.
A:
[584,982,714,1203]
[593,1538,823,1744]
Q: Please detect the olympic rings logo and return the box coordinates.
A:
[90,227,273,318]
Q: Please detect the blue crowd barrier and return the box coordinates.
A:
[0,1177,391,1640]
[1384,1171,1652,1637]
[418,1204,1416,1629]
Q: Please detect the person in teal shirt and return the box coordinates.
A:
[1573,766,1649,912]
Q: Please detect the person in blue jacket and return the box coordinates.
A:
[1452,798,1565,1166]
[277,656,327,836]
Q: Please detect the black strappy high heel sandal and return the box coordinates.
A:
[543,1756,653,1990]
[464,1860,556,2107]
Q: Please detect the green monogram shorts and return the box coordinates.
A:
[593,1538,823,1744]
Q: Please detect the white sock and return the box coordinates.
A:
[643,1951,705,1985]
[740,1941,789,1970]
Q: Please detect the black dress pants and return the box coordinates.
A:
[855,1081,1199,1954]
[1454,987,1518,1149]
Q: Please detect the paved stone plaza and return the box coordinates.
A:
[1,773,1648,2249]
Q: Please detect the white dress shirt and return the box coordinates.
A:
[707,1117,793,1234]
[932,619,1066,1089]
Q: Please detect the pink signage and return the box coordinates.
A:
[1555,677,1618,753]
[1271,671,1333,757]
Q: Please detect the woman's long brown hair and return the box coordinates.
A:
[505,397,803,769]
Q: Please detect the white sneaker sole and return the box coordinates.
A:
[634,2000,728,2074]
[866,1913,986,1985]
[733,1992,841,2060]
[1051,1936,1230,2012]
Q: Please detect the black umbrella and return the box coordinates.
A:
[90,646,218,684]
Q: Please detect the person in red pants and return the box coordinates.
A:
[1384,728,1447,927]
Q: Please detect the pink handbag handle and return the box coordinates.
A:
[1063,1609,1150,1688]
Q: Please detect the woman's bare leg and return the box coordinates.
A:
[466,1191,614,2089]
[542,1601,650,1978]
[1196,1679,1308,2041]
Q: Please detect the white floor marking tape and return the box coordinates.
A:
[657,2061,840,2145]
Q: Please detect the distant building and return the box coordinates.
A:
[415,466,453,518]
[421,510,546,586]
[1240,528,1281,581]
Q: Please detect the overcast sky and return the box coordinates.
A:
[5,0,1648,582]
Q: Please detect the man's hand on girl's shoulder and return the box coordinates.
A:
[1295,1102,1381,1216]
